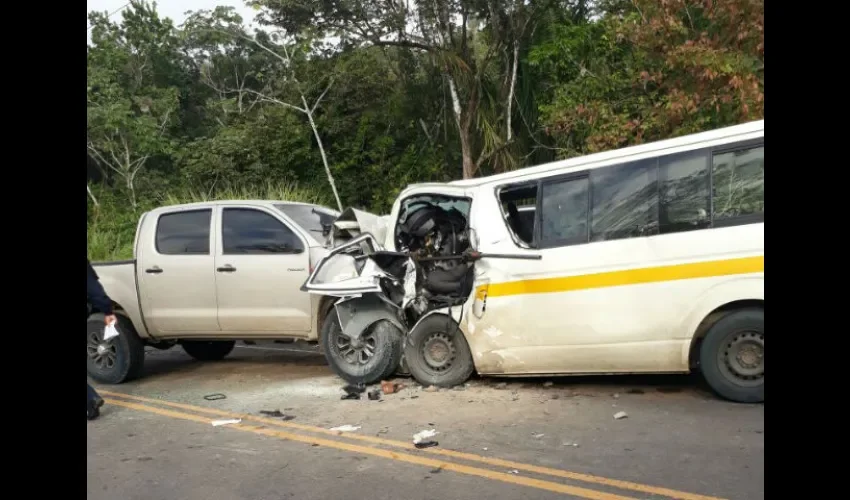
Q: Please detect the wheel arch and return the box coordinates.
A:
[89,272,151,340]
[682,277,764,370]
[316,296,339,346]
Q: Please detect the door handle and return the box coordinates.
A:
[217,265,237,273]
[145,266,163,274]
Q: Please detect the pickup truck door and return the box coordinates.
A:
[136,207,222,334]
[213,206,313,334]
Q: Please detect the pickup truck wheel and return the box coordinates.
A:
[86,313,145,384]
[321,312,403,385]
[181,341,236,361]
[699,307,764,403]
[404,314,474,388]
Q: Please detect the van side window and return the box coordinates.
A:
[155,209,212,255]
[658,151,711,234]
[498,184,538,247]
[712,145,764,222]
[590,159,659,241]
[540,176,590,247]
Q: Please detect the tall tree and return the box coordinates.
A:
[183,7,344,209]
[254,0,558,178]
[87,1,182,209]
[531,0,764,156]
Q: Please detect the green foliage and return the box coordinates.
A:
[87,0,764,257]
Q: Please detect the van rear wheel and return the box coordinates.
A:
[699,308,764,403]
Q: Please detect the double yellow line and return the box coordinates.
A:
[100,391,725,500]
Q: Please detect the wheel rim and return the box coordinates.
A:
[333,328,378,366]
[420,332,456,373]
[717,329,764,387]
[87,329,118,371]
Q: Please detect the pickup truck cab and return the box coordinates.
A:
[87,200,344,384]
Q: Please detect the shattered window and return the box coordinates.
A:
[659,150,711,234]
[540,176,590,247]
[498,183,538,247]
[274,204,339,237]
[398,196,471,225]
[712,145,764,221]
[590,159,659,241]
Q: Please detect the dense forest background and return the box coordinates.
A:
[86,0,763,260]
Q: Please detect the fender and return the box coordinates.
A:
[677,276,764,366]
[97,271,151,340]
[409,307,464,335]
[334,294,406,340]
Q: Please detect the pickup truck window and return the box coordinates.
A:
[274,204,339,236]
[222,208,305,254]
[155,209,212,255]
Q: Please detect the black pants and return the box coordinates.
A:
[87,383,100,406]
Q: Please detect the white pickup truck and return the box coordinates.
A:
[87,200,384,384]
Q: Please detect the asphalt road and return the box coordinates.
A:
[87,343,764,500]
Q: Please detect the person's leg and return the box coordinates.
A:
[87,383,97,404]
[87,383,104,420]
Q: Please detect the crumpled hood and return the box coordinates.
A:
[329,207,391,247]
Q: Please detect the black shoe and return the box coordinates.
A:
[87,398,104,421]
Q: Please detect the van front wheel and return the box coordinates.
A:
[699,308,764,403]
[404,315,475,388]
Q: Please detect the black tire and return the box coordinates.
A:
[321,311,403,385]
[181,340,236,361]
[699,307,764,403]
[86,313,145,384]
[404,314,475,388]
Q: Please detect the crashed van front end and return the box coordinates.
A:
[303,194,481,387]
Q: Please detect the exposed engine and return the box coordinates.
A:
[392,198,475,323]
[305,195,541,388]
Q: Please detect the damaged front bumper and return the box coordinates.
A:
[303,200,539,386]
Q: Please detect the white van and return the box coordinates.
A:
[304,120,764,403]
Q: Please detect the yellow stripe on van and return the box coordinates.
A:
[484,255,763,298]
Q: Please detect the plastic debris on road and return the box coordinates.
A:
[329,425,361,432]
[412,429,437,444]
[412,429,439,448]
[211,418,241,427]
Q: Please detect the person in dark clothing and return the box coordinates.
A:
[87,259,116,420]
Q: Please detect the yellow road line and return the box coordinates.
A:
[484,255,764,298]
[101,390,724,500]
[105,397,637,500]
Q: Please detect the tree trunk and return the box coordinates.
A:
[460,131,475,179]
[87,184,100,207]
[506,42,519,143]
[302,96,343,211]
[126,175,138,211]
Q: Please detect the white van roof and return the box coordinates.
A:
[426,120,764,190]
